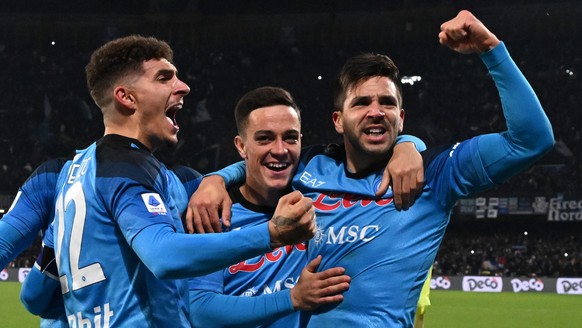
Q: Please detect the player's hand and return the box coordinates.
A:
[268,190,316,248]
[290,255,350,311]
[438,10,500,54]
[185,175,232,234]
[375,142,424,210]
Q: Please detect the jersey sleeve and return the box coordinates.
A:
[476,42,554,183]
[131,222,272,279]
[206,161,247,187]
[188,287,294,327]
[425,42,554,207]
[0,158,66,268]
[396,134,427,152]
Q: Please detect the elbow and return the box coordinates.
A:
[149,263,180,280]
[20,291,45,316]
[540,129,555,154]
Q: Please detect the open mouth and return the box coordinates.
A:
[364,127,386,136]
[166,104,182,127]
[265,162,291,172]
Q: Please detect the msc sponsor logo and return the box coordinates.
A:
[557,278,582,294]
[242,276,299,296]
[510,278,544,292]
[431,276,451,290]
[0,269,8,281]
[462,276,502,292]
[314,224,379,247]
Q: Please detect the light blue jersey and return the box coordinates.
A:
[189,185,303,327]
[19,160,202,328]
[294,43,553,327]
[44,134,273,327]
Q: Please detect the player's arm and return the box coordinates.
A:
[0,220,32,269]
[0,158,65,269]
[184,162,246,233]
[440,11,553,183]
[20,246,64,318]
[131,191,316,279]
[187,133,426,232]
[189,256,350,327]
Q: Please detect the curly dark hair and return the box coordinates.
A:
[85,35,173,108]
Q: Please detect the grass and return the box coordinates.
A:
[1,283,581,327]
[427,290,582,327]
[0,282,39,328]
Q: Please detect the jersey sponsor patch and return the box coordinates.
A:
[141,193,167,215]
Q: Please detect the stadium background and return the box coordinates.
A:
[1,0,580,287]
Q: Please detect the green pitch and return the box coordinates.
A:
[1,283,581,327]
[0,282,39,328]
[427,290,582,327]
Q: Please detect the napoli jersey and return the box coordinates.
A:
[189,185,307,327]
[0,158,68,269]
[45,134,191,327]
[295,42,552,327]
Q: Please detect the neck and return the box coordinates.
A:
[344,144,389,175]
[104,126,155,152]
[239,184,287,208]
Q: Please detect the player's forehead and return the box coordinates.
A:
[246,105,301,133]
[346,76,397,99]
[141,58,178,76]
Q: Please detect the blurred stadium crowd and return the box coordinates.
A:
[1,1,580,276]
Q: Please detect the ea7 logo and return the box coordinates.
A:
[325,225,379,245]
[299,171,326,188]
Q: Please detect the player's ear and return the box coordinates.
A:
[114,86,136,111]
[398,108,405,133]
[332,111,344,134]
[234,135,247,159]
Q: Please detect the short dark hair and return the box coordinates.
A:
[234,86,301,135]
[333,53,403,111]
[85,35,174,108]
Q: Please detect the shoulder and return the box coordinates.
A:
[95,135,165,187]
[301,143,345,162]
[171,165,203,184]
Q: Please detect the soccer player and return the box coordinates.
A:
[188,86,352,327]
[190,10,554,327]
[17,162,203,327]
[41,35,317,327]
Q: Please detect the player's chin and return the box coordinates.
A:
[163,135,179,148]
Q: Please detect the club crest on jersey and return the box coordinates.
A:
[373,176,394,198]
[141,193,167,215]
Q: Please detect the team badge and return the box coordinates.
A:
[373,177,394,199]
[141,193,167,215]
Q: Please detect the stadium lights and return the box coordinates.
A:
[401,75,422,85]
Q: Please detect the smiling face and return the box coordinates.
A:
[118,58,190,150]
[235,105,301,206]
[333,76,404,173]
